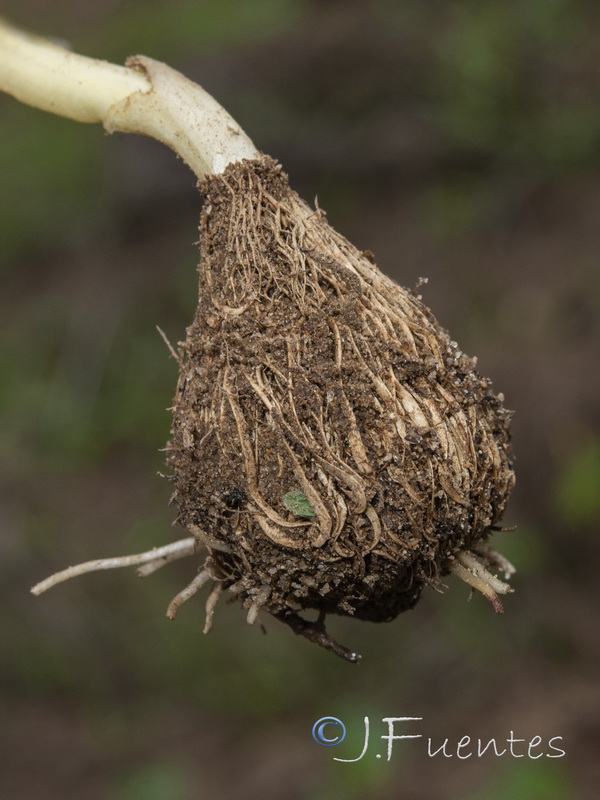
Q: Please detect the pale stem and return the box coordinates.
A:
[0,17,259,178]
[31,537,196,595]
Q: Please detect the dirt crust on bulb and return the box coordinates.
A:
[167,157,515,631]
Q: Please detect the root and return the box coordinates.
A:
[187,523,232,554]
[156,325,181,364]
[137,539,198,576]
[274,609,362,664]
[31,537,197,595]
[203,582,223,634]
[246,585,271,625]
[474,543,516,580]
[166,569,211,619]
[448,549,513,614]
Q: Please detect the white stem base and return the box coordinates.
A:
[0,18,259,178]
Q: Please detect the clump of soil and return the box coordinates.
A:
[166,157,515,661]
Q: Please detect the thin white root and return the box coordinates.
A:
[474,543,516,580]
[166,569,211,620]
[458,551,513,594]
[448,549,513,614]
[203,582,223,634]
[31,537,196,595]
[156,325,181,365]
[246,586,271,625]
[246,604,261,626]
[137,539,197,576]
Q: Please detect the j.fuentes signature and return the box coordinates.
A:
[312,717,566,762]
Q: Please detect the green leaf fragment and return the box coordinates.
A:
[283,490,316,517]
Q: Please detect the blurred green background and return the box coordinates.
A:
[1,1,599,798]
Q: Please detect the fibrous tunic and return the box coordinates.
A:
[167,157,515,627]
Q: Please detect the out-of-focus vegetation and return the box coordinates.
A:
[556,437,600,527]
[1,1,598,799]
